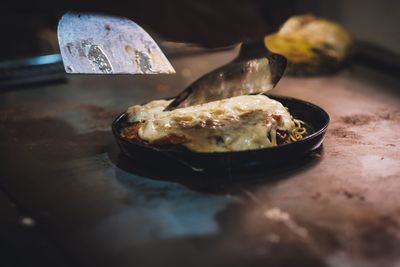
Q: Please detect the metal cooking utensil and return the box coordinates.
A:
[58,12,175,74]
[164,41,286,111]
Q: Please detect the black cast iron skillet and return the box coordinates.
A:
[112,95,329,172]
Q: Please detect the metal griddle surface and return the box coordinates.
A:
[0,49,400,267]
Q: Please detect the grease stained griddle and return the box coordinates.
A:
[0,48,400,267]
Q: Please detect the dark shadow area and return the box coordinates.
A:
[108,142,323,194]
[0,113,116,267]
[352,41,400,77]
[348,63,400,101]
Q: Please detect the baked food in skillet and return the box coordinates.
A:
[121,94,306,152]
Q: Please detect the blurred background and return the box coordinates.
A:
[1,0,399,59]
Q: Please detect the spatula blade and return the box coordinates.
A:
[58,12,175,74]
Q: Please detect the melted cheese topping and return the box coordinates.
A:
[126,95,295,152]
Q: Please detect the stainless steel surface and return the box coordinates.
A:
[58,12,175,74]
[0,49,400,267]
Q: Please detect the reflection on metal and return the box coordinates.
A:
[134,50,153,73]
[87,45,113,73]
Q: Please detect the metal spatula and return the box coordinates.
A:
[58,12,175,74]
[164,41,286,110]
